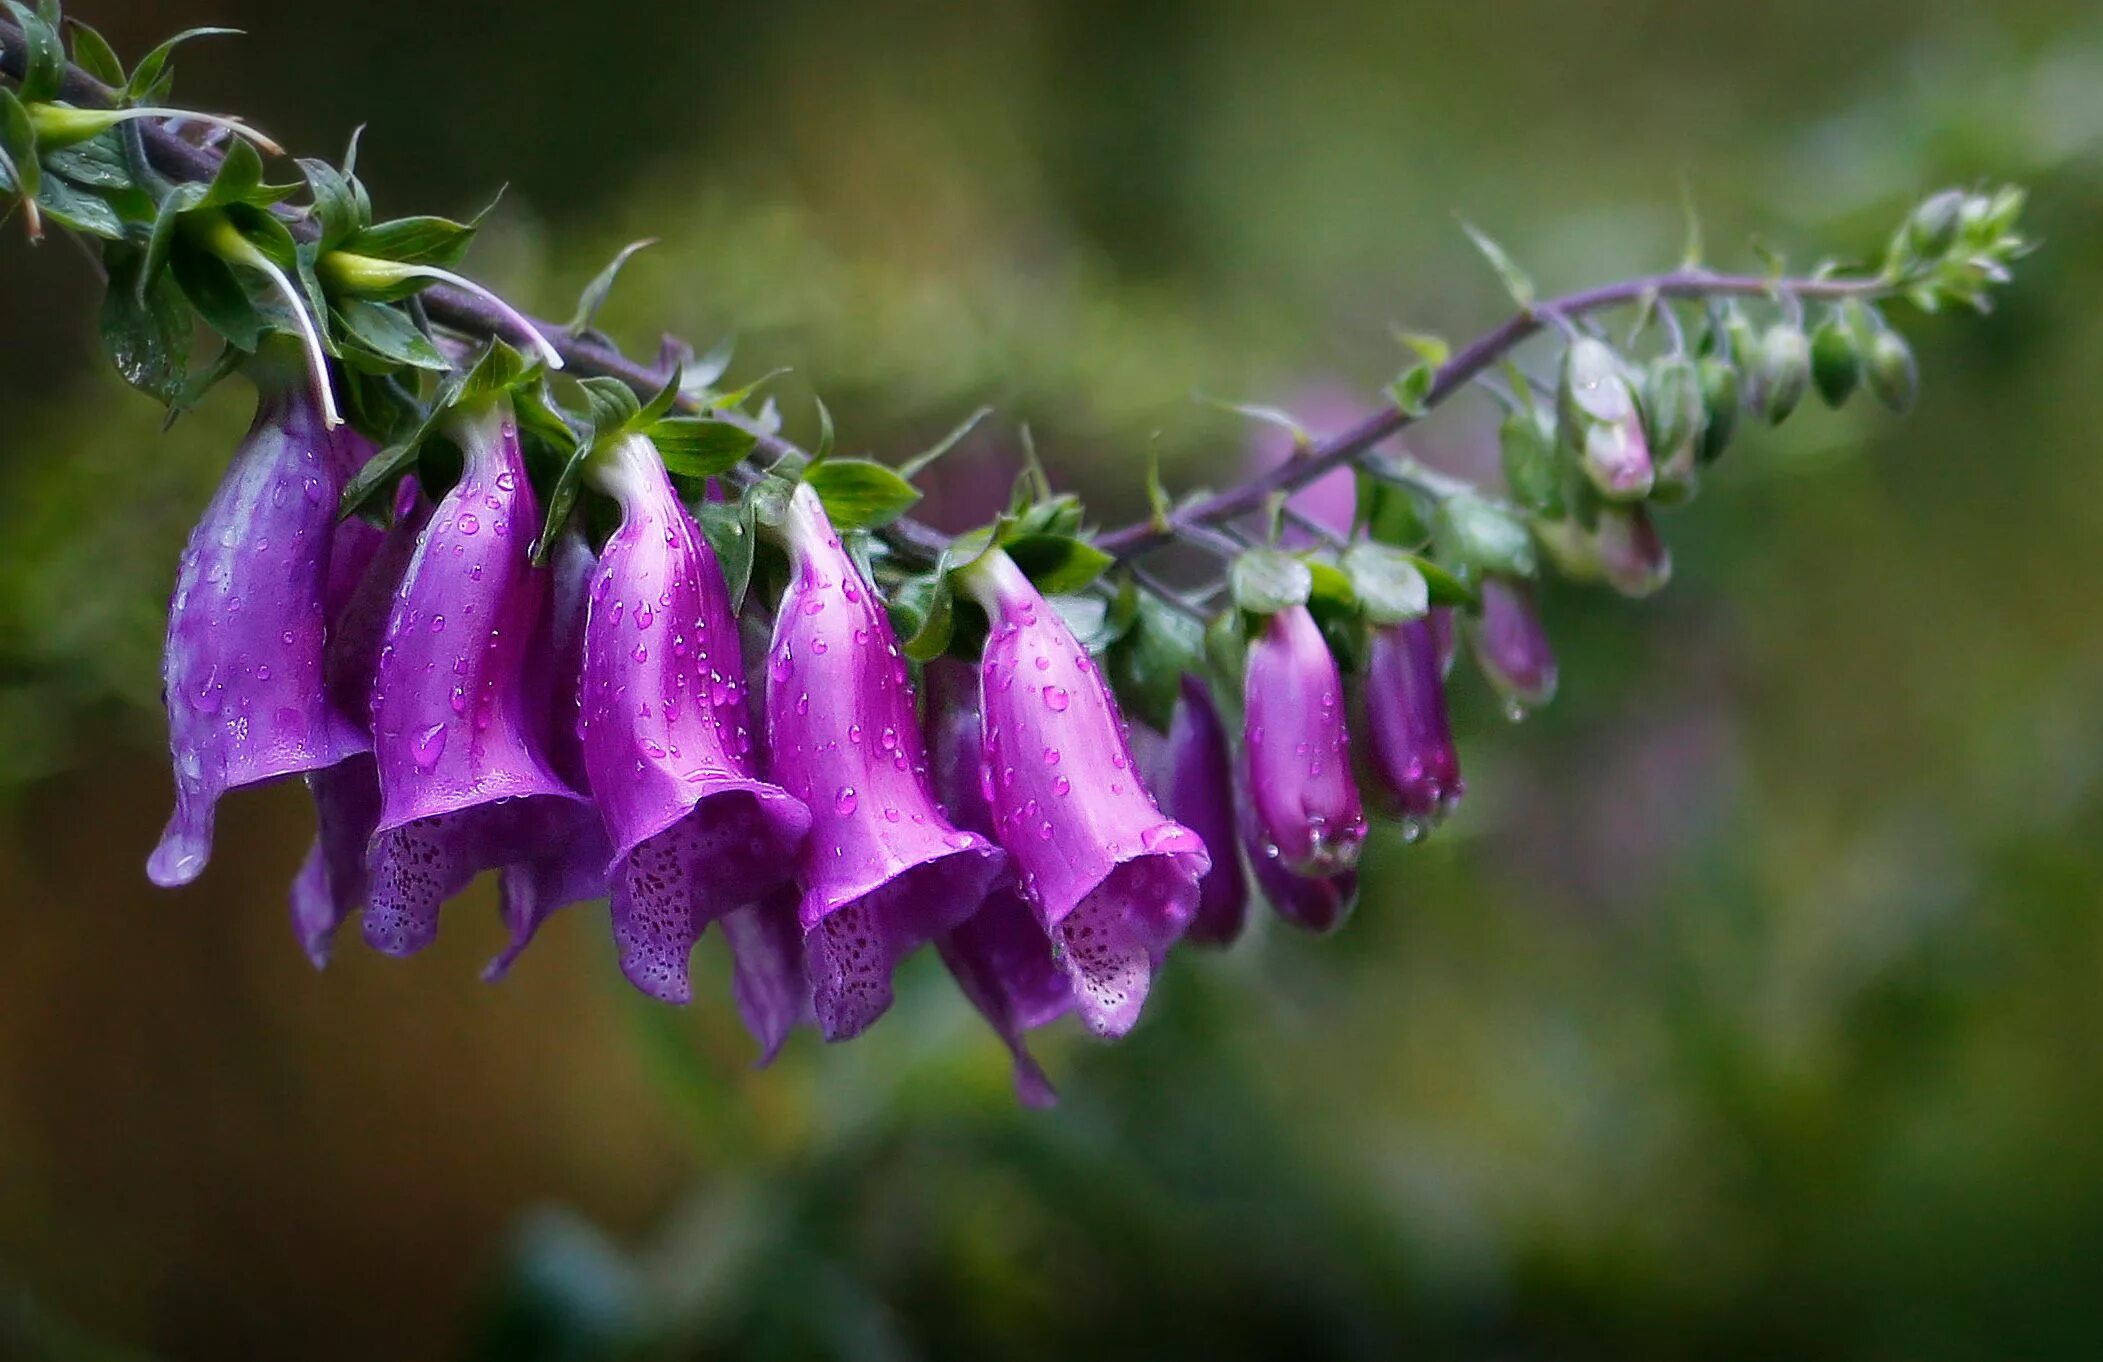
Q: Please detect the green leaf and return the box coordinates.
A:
[566,237,656,336]
[809,395,836,464]
[125,27,241,102]
[1107,590,1205,732]
[99,243,192,403]
[899,571,957,662]
[650,417,758,477]
[1394,329,1450,366]
[34,172,123,238]
[43,133,129,189]
[1386,363,1436,417]
[169,237,262,350]
[1002,533,1114,596]
[635,366,682,427]
[1432,493,1536,580]
[455,341,533,406]
[3,2,66,103]
[698,367,790,415]
[298,158,361,250]
[696,497,758,611]
[576,376,642,435]
[1144,441,1172,530]
[334,297,448,371]
[195,138,270,209]
[1343,542,1430,625]
[1230,548,1313,615]
[67,19,126,87]
[0,89,41,206]
[1498,404,1562,517]
[1458,218,1536,312]
[805,458,921,531]
[899,405,992,480]
[345,215,477,268]
[1204,397,1310,451]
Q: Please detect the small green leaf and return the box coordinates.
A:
[1458,218,1536,312]
[900,571,957,662]
[99,243,191,403]
[649,418,756,477]
[297,158,361,250]
[806,459,921,531]
[1230,548,1313,615]
[67,19,126,87]
[0,88,41,205]
[696,496,759,611]
[1499,404,1562,517]
[1386,363,1436,418]
[696,367,790,415]
[169,237,262,350]
[3,2,66,103]
[1144,441,1173,530]
[1394,329,1451,366]
[681,335,736,393]
[334,297,448,371]
[194,138,270,210]
[1344,542,1430,625]
[125,27,241,102]
[345,215,477,269]
[43,133,130,189]
[34,172,123,238]
[810,395,836,465]
[898,405,991,480]
[1204,397,1310,452]
[1002,533,1114,596]
[566,238,656,336]
[576,376,643,434]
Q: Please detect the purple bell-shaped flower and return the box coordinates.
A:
[961,547,1210,1038]
[362,399,588,955]
[575,436,812,1004]
[926,662,1070,1106]
[1243,604,1366,878]
[1162,674,1247,946]
[1364,616,1464,824]
[150,356,368,888]
[1468,574,1558,714]
[764,483,1005,1041]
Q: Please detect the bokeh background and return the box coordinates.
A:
[5,1,2103,1358]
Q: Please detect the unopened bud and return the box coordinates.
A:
[1697,357,1739,464]
[1592,504,1672,599]
[1907,189,1967,258]
[1810,310,1861,408]
[1560,338,1653,501]
[1756,323,1811,425]
[1499,405,1562,516]
[1864,329,1919,414]
[1643,355,1706,503]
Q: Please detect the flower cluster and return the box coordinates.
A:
[0,2,2027,1101]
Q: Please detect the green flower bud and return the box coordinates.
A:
[1499,405,1562,517]
[1642,355,1706,504]
[1907,189,1967,258]
[1864,329,1919,414]
[1809,311,1861,408]
[1697,357,1740,465]
[1756,323,1811,425]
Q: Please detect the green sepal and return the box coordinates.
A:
[695,493,759,612]
[1498,403,1562,516]
[898,406,992,481]
[3,1,66,103]
[66,18,125,87]
[895,570,956,663]
[1432,492,1536,581]
[1230,548,1313,616]
[98,241,191,403]
[297,158,368,251]
[1343,541,1430,625]
[566,238,656,336]
[34,170,123,237]
[650,418,758,477]
[332,297,448,372]
[1002,533,1113,596]
[805,458,921,531]
[168,235,262,350]
[124,27,241,103]
[342,215,477,269]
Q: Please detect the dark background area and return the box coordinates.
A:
[5,1,2103,1358]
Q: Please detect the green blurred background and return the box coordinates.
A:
[5,1,2103,1357]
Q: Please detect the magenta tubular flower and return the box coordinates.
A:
[149,364,368,888]
[488,527,616,982]
[1164,674,1248,946]
[1243,605,1366,878]
[926,666,1070,1105]
[765,484,1004,1041]
[363,401,587,955]
[1468,574,1558,713]
[1364,617,1464,823]
[576,436,811,1003]
[962,548,1211,1039]
[289,479,431,966]
[1242,794,1360,933]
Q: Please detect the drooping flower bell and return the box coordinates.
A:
[487,525,616,983]
[960,547,1211,1038]
[1242,794,1361,934]
[150,349,367,888]
[765,483,1005,1041]
[575,435,812,1004]
[1242,604,1366,878]
[363,398,588,955]
[290,477,430,966]
[1592,504,1672,599]
[1468,574,1558,714]
[925,662,1071,1106]
[1163,674,1248,946]
[1364,616,1464,824]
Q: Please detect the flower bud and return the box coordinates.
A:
[1697,357,1740,464]
[1164,674,1248,945]
[1907,189,1967,257]
[1756,323,1811,424]
[1466,575,1557,713]
[1864,329,1919,414]
[1642,355,1706,504]
[1810,310,1862,408]
[1592,504,1672,599]
[1499,404,1561,516]
[1241,795,1359,934]
[1560,337,1652,501]
[1243,605,1366,877]
[1364,617,1463,823]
